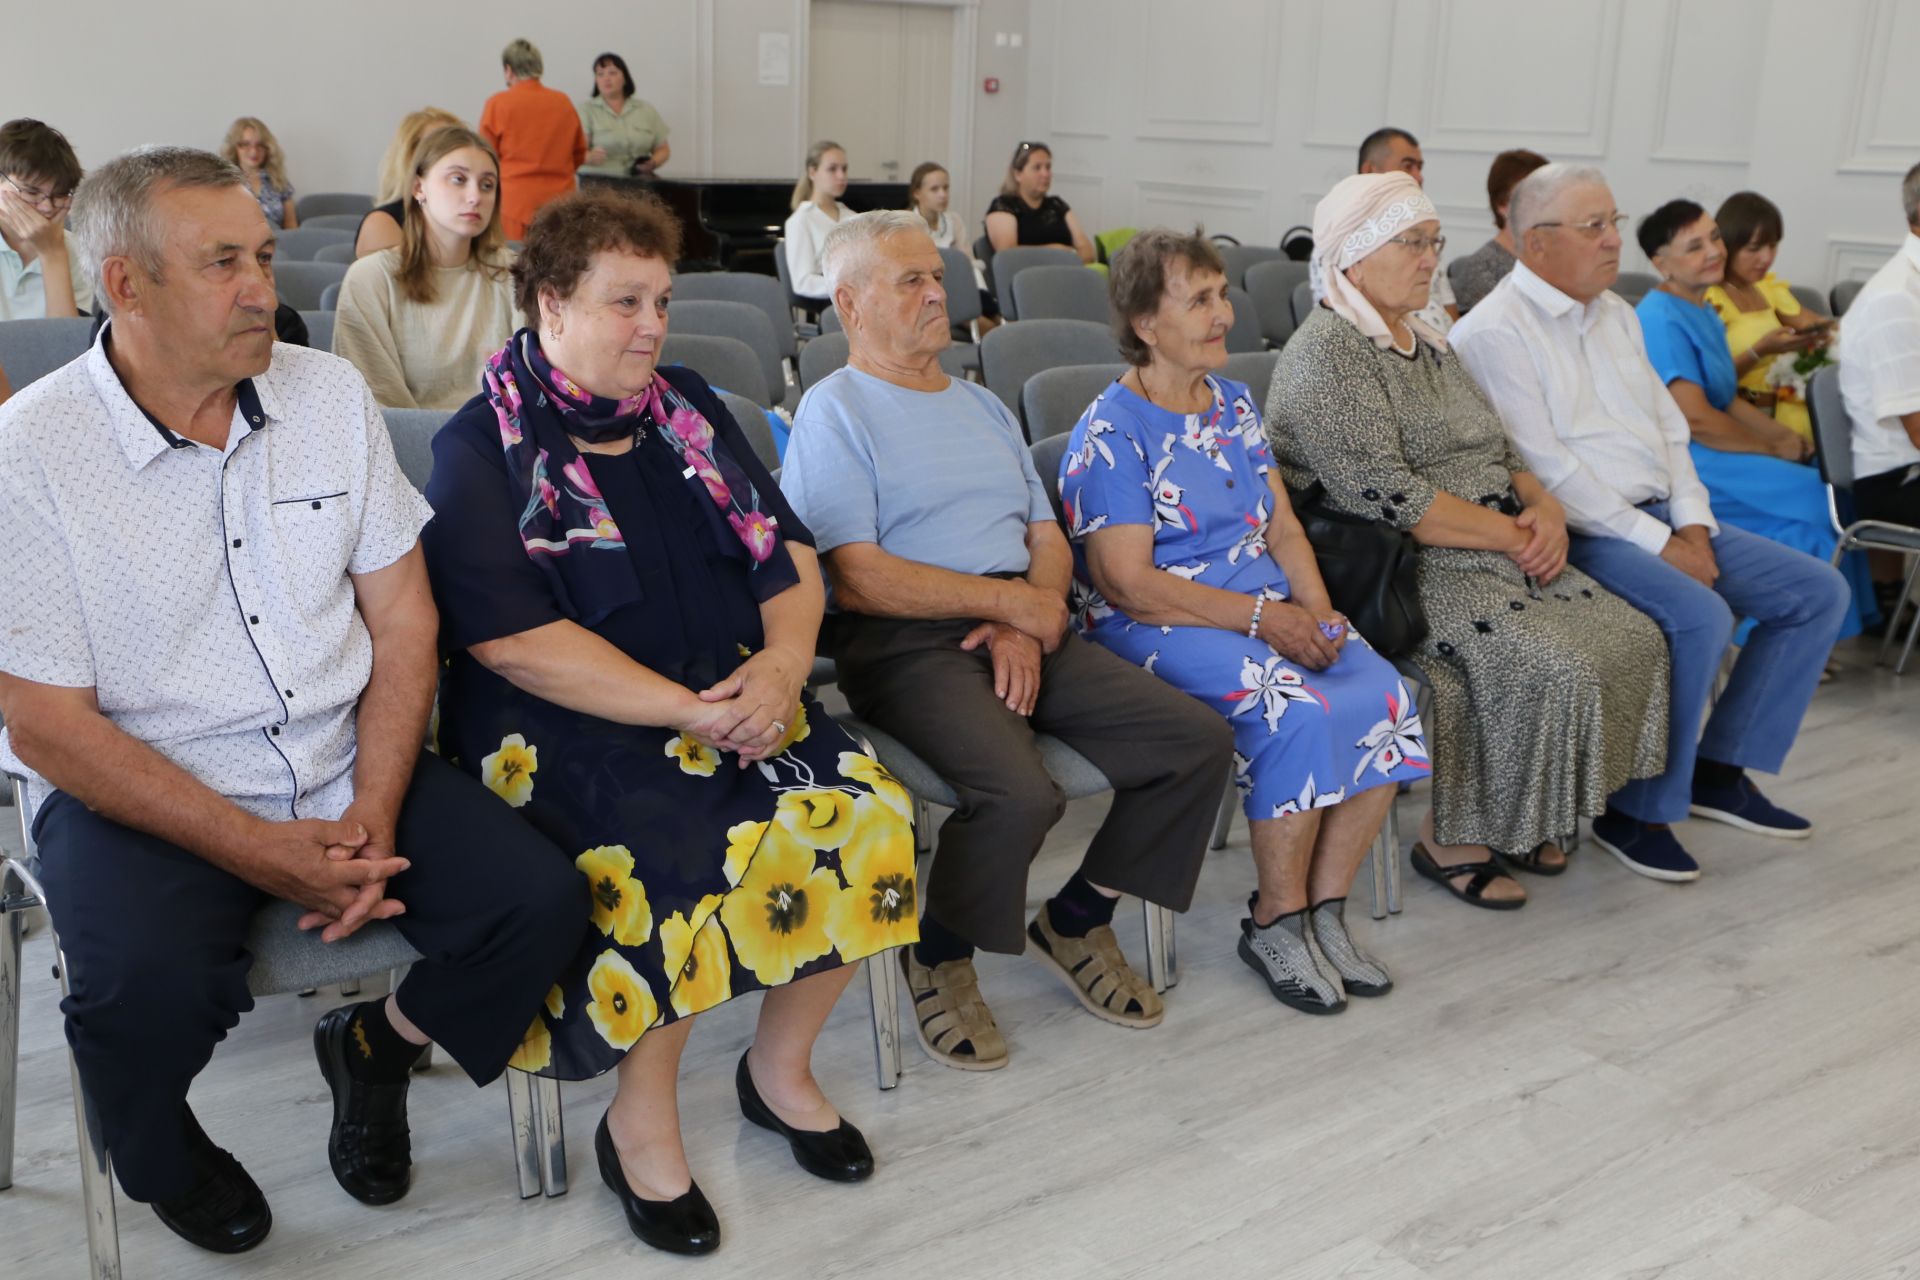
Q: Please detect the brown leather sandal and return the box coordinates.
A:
[899,948,1008,1071]
[1025,911,1164,1029]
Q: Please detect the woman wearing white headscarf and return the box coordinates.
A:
[1265,173,1671,910]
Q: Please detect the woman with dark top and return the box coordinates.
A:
[421,188,916,1256]
[1448,148,1548,314]
[356,107,465,258]
[984,140,1094,262]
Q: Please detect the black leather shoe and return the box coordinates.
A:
[313,1006,413,1205]
[735,1052,874,1182]
[594,1112,720,1255]
[151,1117,272,1253]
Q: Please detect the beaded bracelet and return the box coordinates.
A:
[1247,595,1266,638]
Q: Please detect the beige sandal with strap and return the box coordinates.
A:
[1026,911,1165,1029]
[899,948,1009,1071]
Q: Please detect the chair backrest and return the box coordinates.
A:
[661,332,772,407]
[939,246,982,327]
[1290,279,1315,329]
[669,299,786,407]
[1612,271,1657,305]
[820,305,843,334]
[1831,278,1865,317]
[669,271,799,360]
[1219,244,1287,289]
[799,331,850,389]
[1021,363,1126,441]
[974,232,994,274]
[980,317,1124,425]
[379,408,448,492]
[1245,259,1309,348]
[1224,285,1263,353]
[295,192,374,221]
[719,390,780,469]
[0,316,94,389]
[314,240,358,266]
[1788,283,1826,317]
[1222,350,1279,406]
[1808,365,1855,493]
[299,309,336,353]
[273,226,354,261]
[300,212,365,232]
[991,246,1081,320]
[274,260,348,311]
[1029,435,1073,527]
[1013,265,1110,325]
[319,281,342,311]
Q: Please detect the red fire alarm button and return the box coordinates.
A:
[984,77,1000,94]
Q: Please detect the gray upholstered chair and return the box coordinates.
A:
[1611,271,1657,305]
[979,318,1123,424]
[819,304,843,334]
[937,246,984,375]
[0,317,93,389]
[669,299,787,407]
[272,226,354,261]
[379,408,449,492]
[1222,349,1279,404]
[299,213,365,233]
[1290,279,1316,330]
[318,281,342,311]
[659,333,772,408]
[1245,259,1309,349]
[669,271,801,367]
[990,246,1081,321]
[273,260,348,311]
[1224,285,1263,354]
[1830,278,1865,317]
[300,309,336,354]
[1219,244,1287,288]
[295,192,374,221]
[1021,363,1124,442]
[1788,283,1827,317]
[314,240,358,266]
[1809,366,1920,672]
[773,238,827,327]
[799,331,850,390]
[719,390,780,470]
[1011,264,1109,325]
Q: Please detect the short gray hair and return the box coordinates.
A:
[1903,161,1920,228]
[1509,162,1609,238]
[71,146,244,314]
[821,209,935,292]
[502,38,543,78]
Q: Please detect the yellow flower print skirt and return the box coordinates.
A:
[454,693,919,1082]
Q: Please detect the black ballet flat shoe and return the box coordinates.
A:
[735,1052,875,1183]
[151,1119,273,1254]
[313,1007,413,1206]
[594,1112,721,1256]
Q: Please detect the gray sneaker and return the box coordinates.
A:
[1309,898,1392,997]
[1237,896,1346,1015]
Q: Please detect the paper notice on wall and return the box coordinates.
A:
[758,32,791,85]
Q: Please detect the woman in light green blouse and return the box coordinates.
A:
[578,53,670,178]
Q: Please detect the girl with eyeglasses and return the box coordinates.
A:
[0,117,90,320]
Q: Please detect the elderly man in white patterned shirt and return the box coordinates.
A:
[0,147,584,1256]
[1452,162,1849,886]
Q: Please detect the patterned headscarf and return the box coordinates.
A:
[1310,172,1447,351]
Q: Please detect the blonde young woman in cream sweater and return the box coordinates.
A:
[334,127,515,409]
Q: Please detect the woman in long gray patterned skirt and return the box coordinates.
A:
[1265,173,1669,909]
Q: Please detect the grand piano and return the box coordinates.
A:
[581,173,910,274]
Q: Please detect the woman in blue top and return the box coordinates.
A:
[1058,229,1428,1018]
[1635,200,1874,640]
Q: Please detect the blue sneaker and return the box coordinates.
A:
[1590,811,1701,883]
[1689,776,1813,839]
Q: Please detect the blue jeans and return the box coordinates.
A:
[1567,503,1850,823]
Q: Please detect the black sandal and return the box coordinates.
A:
[1410,842,1526,911]
[1492,842,1568,877]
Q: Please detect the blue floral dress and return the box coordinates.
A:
[1058,375,1430,819]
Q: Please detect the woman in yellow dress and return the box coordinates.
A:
[1704,192,1835,442]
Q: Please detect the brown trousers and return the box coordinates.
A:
[828,615,1234,954]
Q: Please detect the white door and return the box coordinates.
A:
[808,0,955,189]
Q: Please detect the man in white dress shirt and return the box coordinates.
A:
[0,148,584,1254]
[1452,163,1849,883]
[1837,160,1920,533]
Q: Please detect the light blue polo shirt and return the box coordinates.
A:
[781,365,1052,578]
[0,229,94,320]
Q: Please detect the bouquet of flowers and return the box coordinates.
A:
[1763,329,1836,408]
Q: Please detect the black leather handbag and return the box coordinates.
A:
[1287,482,1429,658]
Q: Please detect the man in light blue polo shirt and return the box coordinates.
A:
[0,119,92,320]
[781,212,1231,1073]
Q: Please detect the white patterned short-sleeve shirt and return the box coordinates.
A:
[0,328,433,822]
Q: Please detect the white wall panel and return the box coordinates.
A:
[1300,0,1398,149]
[1136,0,1280,143]
[1045,0,1115,137]
[1649,0,1767,165]
[1840,0,1920,172]
[1421,0,1621,158]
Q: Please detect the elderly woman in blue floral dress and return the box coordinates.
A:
[1058,227,1429,1017]
[422,189,915,1257]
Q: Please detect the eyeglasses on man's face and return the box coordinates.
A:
[3,172,74,212]
[1533,213,1629,239]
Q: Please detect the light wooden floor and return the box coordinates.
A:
[5,639,1918,1280]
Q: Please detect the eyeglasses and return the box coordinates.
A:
[1533,213,1629,239]
[1389,234,1446,255]
[2,173,74,211]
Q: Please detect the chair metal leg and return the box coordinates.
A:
[533,1075,566,1197]
[1383,802,1402,916]
[866,949,901,1091]
[337,978,362,997]
[1142,900,1176,993]
[1,864,23,1191]
[57,940,120,1279]
[505,1069,542,1199]
[1368,828,1389,921]
[1896,581,1920,676]
[1208,782,1235,851]
[912,797,933,856]
[1878,555,1920,667]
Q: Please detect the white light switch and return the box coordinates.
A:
[994,30,1008,46]
[1010,31,1024,47]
